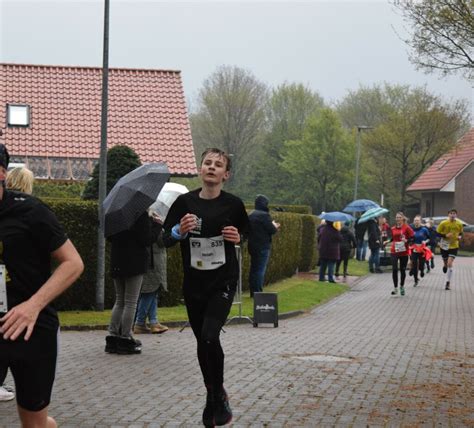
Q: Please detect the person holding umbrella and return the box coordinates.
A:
[102,163,170,355]
[163,148,249,427]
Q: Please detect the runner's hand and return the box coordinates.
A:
[0,299,40,341]
[180,213,198,234]
[222,226,240,243]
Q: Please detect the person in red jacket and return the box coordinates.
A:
[384,212,414,296]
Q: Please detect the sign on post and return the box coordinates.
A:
[253,292,278,328]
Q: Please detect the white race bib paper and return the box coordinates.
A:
[394,241,406,253]
[190,235,226,270]
[0,265,8,313]
[439,238,450,251]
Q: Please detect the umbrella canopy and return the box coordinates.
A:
[102,163,170,237]
[343,199,380,213]
[319,211,355,223]
[149,182,189,222]
[357,207,389,224]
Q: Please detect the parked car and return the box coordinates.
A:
[422,216,472,231]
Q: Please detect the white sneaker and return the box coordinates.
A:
[0,386,14,402]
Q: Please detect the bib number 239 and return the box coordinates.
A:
[190,236,226,270]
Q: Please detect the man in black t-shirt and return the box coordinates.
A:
[164,148,249,427]
[0,144,84,428]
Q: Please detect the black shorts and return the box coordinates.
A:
[441,248,458,259]
[0,327,58,412]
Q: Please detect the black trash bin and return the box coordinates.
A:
[253,292,278,328]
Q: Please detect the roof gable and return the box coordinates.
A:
[407,128,474,192]
[1,63,197,179]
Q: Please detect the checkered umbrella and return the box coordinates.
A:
[102,163,170,237]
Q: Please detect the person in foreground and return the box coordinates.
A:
[163,148,249,427]
[436,209,463,290]
[0,144,84,428]
[385,212,414,296]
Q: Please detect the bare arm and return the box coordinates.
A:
[0,239,84,341]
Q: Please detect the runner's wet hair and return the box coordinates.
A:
[448,208,457,214]
[201,148,232,171]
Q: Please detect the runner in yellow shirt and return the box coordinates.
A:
[436,209,463,290]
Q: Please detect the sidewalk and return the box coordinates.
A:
[1,255,473,427]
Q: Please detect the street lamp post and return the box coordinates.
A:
[354,125,373,200]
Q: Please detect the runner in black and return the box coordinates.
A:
[164,148,249,427]
[0,144,84,428]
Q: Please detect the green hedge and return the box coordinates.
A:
[244,204,312,214]
[41,199,317,310]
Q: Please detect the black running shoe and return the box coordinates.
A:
[202,386,214,427]
[117,337,142,354]
[213,389,232,426]
[105,335,118,354]
[420,270,424,278]
[443,266,447,274]
[445,282,450,290]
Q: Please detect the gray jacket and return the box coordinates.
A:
[140,235,168,293]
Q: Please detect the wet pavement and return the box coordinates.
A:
[1,255,473,427]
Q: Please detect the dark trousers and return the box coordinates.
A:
[248,248,271,296]
[184,283,236,390]
[410,252,425,281]
[391,255,408,287]
[336,250,351,275]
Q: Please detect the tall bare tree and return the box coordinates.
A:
[190,65,268,188]
[393,0,474,79]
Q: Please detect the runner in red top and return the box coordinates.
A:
[384,212,414,296]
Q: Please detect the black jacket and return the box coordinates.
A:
[340,226,357,253]
[248,195,278,253]
[367,219,381,250]
[109,212,159,279]
[354,218,368,241]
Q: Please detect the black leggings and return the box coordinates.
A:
[410,252,425,281]
[336,250,351,275]
[391,255,408,287]
[184,282,236,390]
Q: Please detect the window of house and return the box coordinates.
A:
[7,104,30,127]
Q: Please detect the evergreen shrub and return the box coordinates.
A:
[298,214,319,272]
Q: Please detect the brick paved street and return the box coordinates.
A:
[1,255,473,427]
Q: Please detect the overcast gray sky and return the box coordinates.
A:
[1,0,472,114]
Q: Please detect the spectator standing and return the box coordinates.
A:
[247,195,280,297]
[335,222,356,278]
[367,218,383,273]
[105,212,159,355]
[318,221,342,283]
[0,144,84,428]
[354,217,368,261]
[134,222,169,335]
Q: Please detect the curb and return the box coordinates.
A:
[60,310,307,331]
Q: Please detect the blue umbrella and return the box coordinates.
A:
[343,199,380,213]
[319,211,355,223]
[357,207,389,224]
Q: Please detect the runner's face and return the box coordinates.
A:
[395,214,403,225]
[414,217,421,227]
[200,153,230,184]
[448,211,457,221]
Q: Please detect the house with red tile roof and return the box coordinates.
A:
[407,127,474,224]
[0,63,197,180]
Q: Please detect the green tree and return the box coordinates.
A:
[82,145,142,200]
[280,108,353,213]
[190,65,268,190]
[394,0,474,79]
[363,88,470,211]
[250,82,325,202]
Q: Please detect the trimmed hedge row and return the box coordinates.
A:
[43,199,318,310]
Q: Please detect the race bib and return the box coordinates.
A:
[0,265,7,313]
[439,238,450,251]
[394,241,406,253]
[190,235,226,270]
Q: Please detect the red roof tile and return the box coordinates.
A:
[407,128,474,192]
[0,63,197,179]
